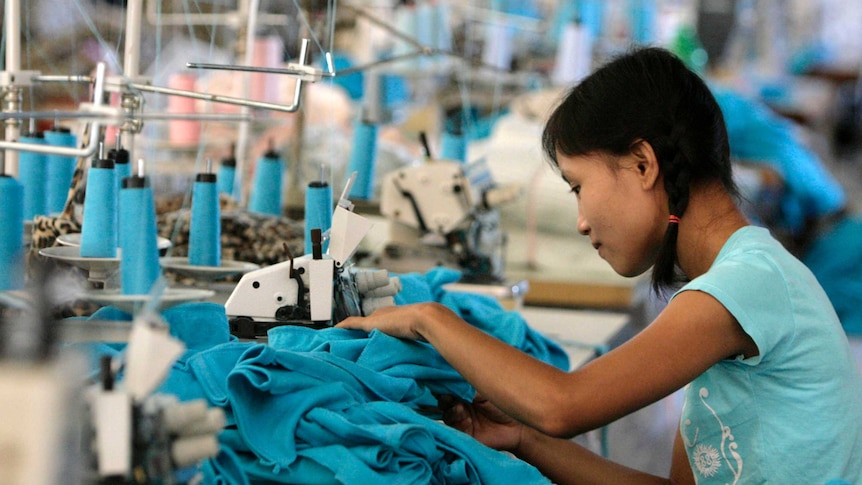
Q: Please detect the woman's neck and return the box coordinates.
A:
[675,183,750,280]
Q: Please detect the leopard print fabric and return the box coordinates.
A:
[29,160,85,252]
[158,194,306,267]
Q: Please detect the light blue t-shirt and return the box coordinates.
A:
[674,226,862,484]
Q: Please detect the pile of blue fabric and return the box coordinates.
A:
[81,267,568,484]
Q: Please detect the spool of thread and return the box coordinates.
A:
[551,22,593,86]
[628,0,657,46]
[119,163,161,295]
[108,143,131,193]
[482,21,514,71]
[0,175,24,291]
[248,143,284,216]
[392,5,419,71]
[189,165,221,267]
[19,132,47,220]
[217,147,236,198]
[346,119,378,200]
[44,127,78,215]
[167,73,200,147]
[304,179,332,255]
[80,155,117,258]
[440,131,467,164]
[577,0,605,39]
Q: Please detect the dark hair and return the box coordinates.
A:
[542,47,737,293]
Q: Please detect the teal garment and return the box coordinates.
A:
[674,226,862,483]
[803,216,862,336]
[139,269,565,484]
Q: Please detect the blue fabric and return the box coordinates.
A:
[675,226,862,483]
[803,216,862,336]
[79,270,564,484]
[712,86,846,235]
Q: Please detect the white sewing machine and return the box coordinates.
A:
[376,156,521,283]
[224,174,402,338]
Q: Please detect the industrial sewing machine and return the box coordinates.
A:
[224,175,402,338]
[376,155,521,284]
[0,265,223,485]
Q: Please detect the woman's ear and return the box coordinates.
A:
[630,139,661,190]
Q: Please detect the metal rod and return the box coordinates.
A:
[0,63,107,158]
[124,0,143,80]
[0,111,253,122]
[4,0,22,177]
[128,81,303,113]
[32,75,93,84]
[186,62,330,78]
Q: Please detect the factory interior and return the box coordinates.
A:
[1,0,861,483]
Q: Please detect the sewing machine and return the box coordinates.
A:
[224,175,402,338]
[376,156,521,284]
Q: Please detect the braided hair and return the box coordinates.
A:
[541,47,737,293]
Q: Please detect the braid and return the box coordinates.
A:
[651,124,692,293]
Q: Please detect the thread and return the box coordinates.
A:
[119,164,161,295]
[551,22,593,86]
[189,167,221,267]
[440,131,468,164]
[217,145,236,198]
[80,155,117,258]
[19,132,47,220]
[346,119,378,200]
[392,5,419,71]
[304,179,332,255]
[628,0,657,46]
[248,142,284,216]
[108,143,131,193]
[167,73,200,146]
[0,175,24,291]
[44,127,78,215]
[578,0,605,39]
[482,21,514,71]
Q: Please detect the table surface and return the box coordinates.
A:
[518,306,631,370]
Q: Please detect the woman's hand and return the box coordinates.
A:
[336,302,450,340]
[438,393,525,453]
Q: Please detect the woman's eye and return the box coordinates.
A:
[570,185,580,195]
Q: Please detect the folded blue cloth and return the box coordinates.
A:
[223,345,550,484]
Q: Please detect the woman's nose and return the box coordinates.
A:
[576,210,590,236]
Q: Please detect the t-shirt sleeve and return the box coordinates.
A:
[675,253,796,366]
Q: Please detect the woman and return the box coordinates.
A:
[338,47,862,484]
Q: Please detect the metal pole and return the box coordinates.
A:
[4,0,22,176]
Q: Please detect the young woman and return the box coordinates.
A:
[337,47,862,484]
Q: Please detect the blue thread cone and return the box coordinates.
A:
[304,181,332,255]
[217,149,237,199]
[108,146,131,194]
[217,164,235,199]
[19,133,47,220]
[347,120,378,200]
[0,175,25,291]
[80,158,117,258]
[119,175,160,295]
[44,128,78,215]
[248,150,283,216]
[189,172,221,266]
[441,131,468,164]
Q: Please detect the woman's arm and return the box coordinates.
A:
[338,289,756,437]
